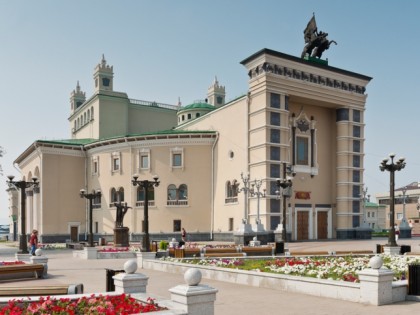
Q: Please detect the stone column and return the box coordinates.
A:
[136,251,156,268]
[358,256,394,305]
[169,268,218,315]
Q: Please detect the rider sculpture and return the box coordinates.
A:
[301,15,337,59]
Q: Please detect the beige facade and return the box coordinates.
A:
[9,50,372,242]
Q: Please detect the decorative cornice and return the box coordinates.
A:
[248,61,367,95]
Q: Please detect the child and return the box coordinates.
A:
[29,229,38,256]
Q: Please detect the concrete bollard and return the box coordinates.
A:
[169,268,218,315]
[113,259,149,294]
[358,256,394,305]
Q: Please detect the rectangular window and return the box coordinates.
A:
[270,112,280,126]
[173,153,182,166]
[270,146,280,161]
[93,161,98,174]
[336,108,349,122]
[372,212,375,217]
[296,137,309,165]
[353,125,361,138]
[353,140,360,153]
[353,155,360,168]
[353,185,360,198]
[140,155,149,169]
[353,170,360,183]
[285,96,289,110]
[270,129,280,143]
[112,157,120,171]
[270,164,280,179]
[353,215,360,228]
[229,218,233,231]
[95,222,98,233]
[270,93,280,109]
[397,213,403,220]
[352,200,360,213]
[173,220,181,232]
[353,110,361,122]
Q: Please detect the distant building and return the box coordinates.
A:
[9,49,372,243]
[375,182,420,233]
[364,201,386,231]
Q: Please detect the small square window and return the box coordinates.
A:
[113,158,120,171]
[140,155,149,169]
[173,153,182,167]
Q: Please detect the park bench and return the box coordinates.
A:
[242,246,273,256]
[0,283,84,297]
[204,252,246,258]
[0,264,45,281]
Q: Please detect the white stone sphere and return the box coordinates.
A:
[35,248,43,256]
[369,255,383,269]
[124,259,138,274]
[184,268,202,286]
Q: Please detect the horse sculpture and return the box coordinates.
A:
[301,15,337,59]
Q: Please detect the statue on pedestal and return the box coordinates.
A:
[115,202,131,228]
[114,202,131,247]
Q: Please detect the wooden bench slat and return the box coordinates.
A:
[0,284,84,297]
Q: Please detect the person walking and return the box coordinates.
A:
[29,229,38,256]
[181,228,187,242]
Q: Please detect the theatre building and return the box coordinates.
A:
[9,47,371,243]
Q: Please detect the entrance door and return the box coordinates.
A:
[297,211,309,240]
[70,226,78,242]
[317,212,328,239]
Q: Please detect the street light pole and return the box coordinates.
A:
[250,179,266,231]
[132,174,160,252]
[379,153,406,247]
[400,187,410,229]
[359,186,369,228]
[6,175,39,254]
[80,189,102,247]
[276,162,294,242]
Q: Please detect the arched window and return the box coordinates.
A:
[118,187,124,202]
[225,180,238,204]
[110,188,118,206]
[167,184,188,206]
[91,107,94,120]
[179,184,188,200]
[87,109,90,121]
[167,184,177,201]
[136,186,155,206]
[83,112,87,124]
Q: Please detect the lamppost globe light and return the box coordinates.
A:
[7,175,15,182]
[389,153,396,159]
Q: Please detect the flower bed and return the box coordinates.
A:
[98,246,141,253]
[0,261,25,266]
[162,254,420,282]
[0,294,166,314]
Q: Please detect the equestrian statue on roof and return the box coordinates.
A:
[301,14,337,59]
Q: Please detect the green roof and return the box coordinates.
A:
[37,138,96,146]
[177,102,215,113]
[365,201,385,207]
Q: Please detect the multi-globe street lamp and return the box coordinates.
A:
[250,179,266,230]
[132,174,160,252]
[80,189,102,247]
[359,186,370,229]
[379,153,406,247]
[276,162,294,242]
[6,175,39,254]
[238,172,252,227]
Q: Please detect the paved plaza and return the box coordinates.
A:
[0,238,420,314]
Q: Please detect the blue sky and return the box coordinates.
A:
[1,0,420,224]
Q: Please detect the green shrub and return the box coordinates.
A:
[159,240,169,250]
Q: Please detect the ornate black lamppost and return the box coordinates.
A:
[6,175,39,254]
[379,153,406,247]
[80,189,102,247]
[276,163,294,242]
[132,174,159,252]
[250,179,266,231]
